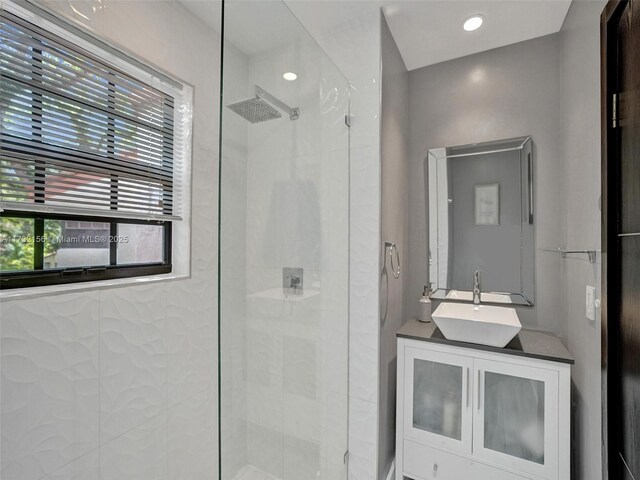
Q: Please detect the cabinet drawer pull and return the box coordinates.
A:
[477,370,482,410]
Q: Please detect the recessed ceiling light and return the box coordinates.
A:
[463,15,484,32]
[283,72,297,81]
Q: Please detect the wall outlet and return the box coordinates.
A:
[586,285,596,321]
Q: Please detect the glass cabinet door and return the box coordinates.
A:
[404,347,473,453]
[473,359,559,480]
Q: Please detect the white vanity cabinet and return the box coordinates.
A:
[396,322,572,480]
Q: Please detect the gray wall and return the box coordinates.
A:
[405,5,606,478]
[560,1,606,478]
[406,34,565,333]
[379,13,409,480]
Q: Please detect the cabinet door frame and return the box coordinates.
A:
[473,358,559,480]
[404,345,474,454]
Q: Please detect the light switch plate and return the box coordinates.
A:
[586,285,596,321]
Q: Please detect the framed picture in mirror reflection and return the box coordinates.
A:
[475,183,500,225]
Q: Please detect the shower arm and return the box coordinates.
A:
[255,86,299,120]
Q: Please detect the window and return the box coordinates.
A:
[0,2,191,289]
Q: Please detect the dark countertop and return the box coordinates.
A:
[397,319,574,365]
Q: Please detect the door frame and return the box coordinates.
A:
[600,2,630,479]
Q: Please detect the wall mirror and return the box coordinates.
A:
[427,136,534,306]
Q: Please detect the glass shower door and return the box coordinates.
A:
[218,2,350,479]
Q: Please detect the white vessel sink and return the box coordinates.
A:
[446,289,513,304]
[432,302,522,348]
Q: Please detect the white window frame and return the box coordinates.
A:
[0,0,193,296]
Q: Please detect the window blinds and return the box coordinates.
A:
[0,7,186,221]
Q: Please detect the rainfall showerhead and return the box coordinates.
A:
[226,85,299,123]
[227,97,281,123]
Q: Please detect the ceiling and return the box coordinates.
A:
[179,0,313,57]
[177,0,221,34]
[179,0,572,70]
[382,0,572,70]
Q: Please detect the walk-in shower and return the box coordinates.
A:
[218,1,350,479]
[227,85,300,123]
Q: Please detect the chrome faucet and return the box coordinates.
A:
[473,270,481,305]
[289,276,301,291]
[283,267,303,297]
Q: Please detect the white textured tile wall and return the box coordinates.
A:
[218,4,352,476]
[100,284,168,443]
[167,387,217,479]
[1,292,100,480]
[2,4,386,480]
[320,14,382,480]
[218,34,250,480]
[1,275,218,480]
[43,449,100,480]
[0,1,221,479]
[166,273,217,407]
[100,412,167,480]
[283,4,383,478]
[241,34,351,480]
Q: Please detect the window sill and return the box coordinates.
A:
[0,272,190,302]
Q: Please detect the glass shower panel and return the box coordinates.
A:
[219,2,350,480]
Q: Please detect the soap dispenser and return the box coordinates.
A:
[418,285,432,323]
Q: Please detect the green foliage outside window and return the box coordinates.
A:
[1,45,104,272]
[0,217,62,271]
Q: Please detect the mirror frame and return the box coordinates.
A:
[426,136,534,306]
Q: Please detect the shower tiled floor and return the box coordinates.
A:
[232,465,281,480]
